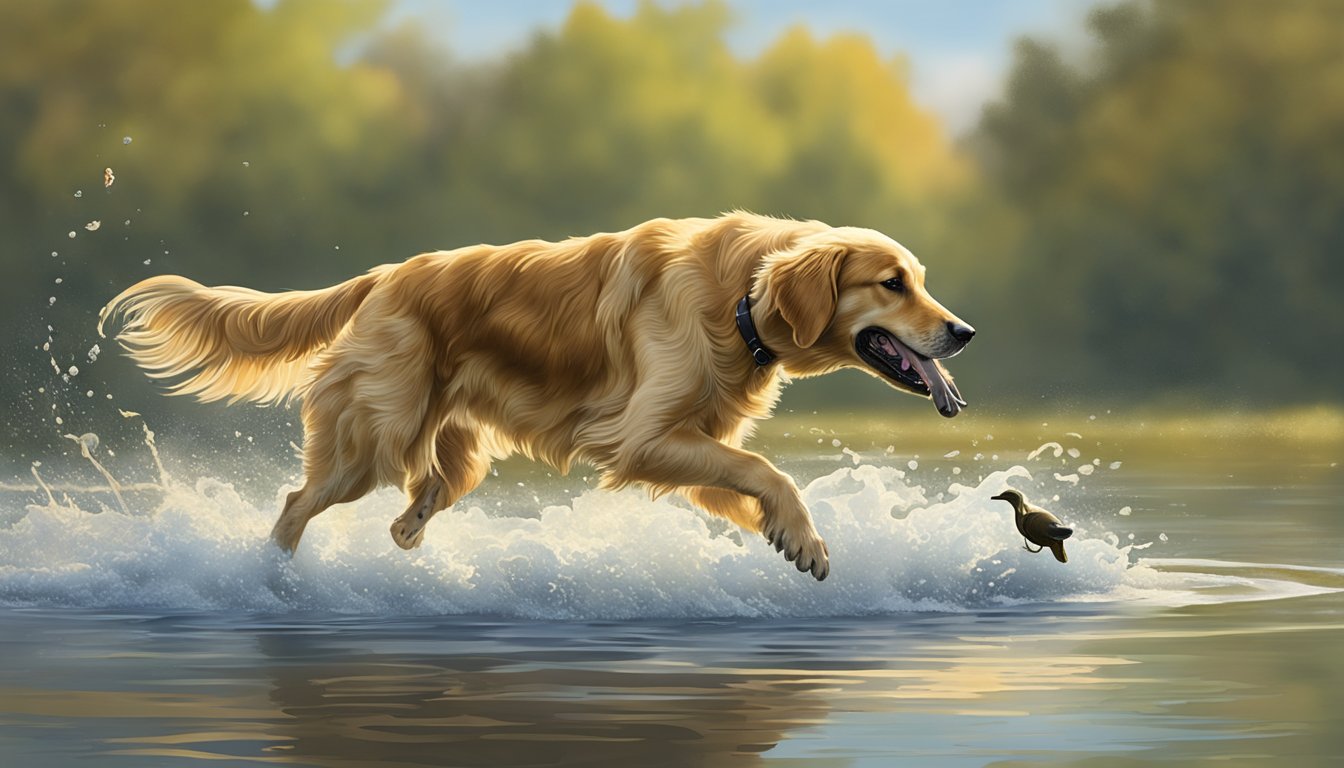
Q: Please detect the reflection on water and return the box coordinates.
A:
[0,415,1341,765]
[4,595,1344,766]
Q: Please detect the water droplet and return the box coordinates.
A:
[123,136,133,144]
[67,231,76,239]
[73,190,83,198]
[48,296,56,305]
[84,220,101,231]
[830,438,841,447]
[1118,506,1132,516]
[67,365,79,376]
[1159,532,1168,541]
[907,459,918,470]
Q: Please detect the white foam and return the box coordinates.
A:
[0,462,1323,619]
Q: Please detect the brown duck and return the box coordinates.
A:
[991,489,1072,563]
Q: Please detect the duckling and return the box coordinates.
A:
[990,489,1072,563]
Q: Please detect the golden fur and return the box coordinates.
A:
[101,212,974,581]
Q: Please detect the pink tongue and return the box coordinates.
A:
[880,333,963,417]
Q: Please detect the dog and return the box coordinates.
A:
[100,212,974,581]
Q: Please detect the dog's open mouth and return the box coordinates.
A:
[856,327,967,418]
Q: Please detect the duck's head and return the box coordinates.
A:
[990,489,1025,507]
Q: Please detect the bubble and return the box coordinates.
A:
[907,459,918,470]
[67,231,76,239]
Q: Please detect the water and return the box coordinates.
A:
[1,413,1342,765]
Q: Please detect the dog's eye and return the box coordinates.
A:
[881,276,904,292]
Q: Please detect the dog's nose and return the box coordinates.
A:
[947,321,976,344]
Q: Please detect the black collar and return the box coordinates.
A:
[735,294,775,367]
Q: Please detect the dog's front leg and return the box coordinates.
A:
[618,433,829,581]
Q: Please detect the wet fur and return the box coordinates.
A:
[102,212,971,581]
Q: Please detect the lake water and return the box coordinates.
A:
[1,410,1342,766]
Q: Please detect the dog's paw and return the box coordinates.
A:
[764,525,830,581]
[389,519,426,550]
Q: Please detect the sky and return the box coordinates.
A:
[387,0,1098,134]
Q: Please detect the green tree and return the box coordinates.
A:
[968,0,1344,403]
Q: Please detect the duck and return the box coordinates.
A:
[990,489,1072,563]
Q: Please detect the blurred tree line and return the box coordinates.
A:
[2,0,1341,453]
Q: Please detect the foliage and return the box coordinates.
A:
[1,0,1340,450]
[967,0,1344,402]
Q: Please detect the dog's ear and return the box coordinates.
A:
[771,245,846,348]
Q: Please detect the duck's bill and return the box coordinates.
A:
[855,327,967,418]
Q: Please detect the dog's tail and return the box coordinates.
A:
[99,269,386,405]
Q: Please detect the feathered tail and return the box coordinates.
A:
[99,270,385,405]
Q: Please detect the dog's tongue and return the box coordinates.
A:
[906,354,963,418]
[883,334,966,418]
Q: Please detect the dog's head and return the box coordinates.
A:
[757,227,975,417]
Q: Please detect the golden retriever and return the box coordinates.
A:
[100,212,974,580]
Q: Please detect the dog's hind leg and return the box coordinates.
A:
[272,312,435,554]
[390,423,491,550]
